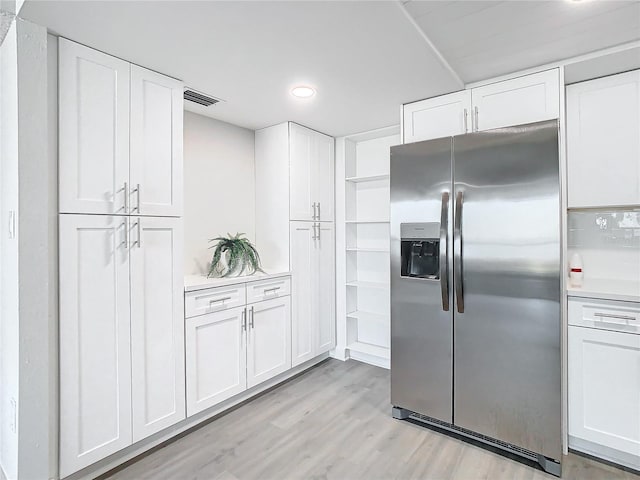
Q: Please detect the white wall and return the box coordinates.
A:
[0,18,52,480]
[183,111,256,275]
[0,19,20,480]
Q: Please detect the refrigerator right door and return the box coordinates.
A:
[452,120,562,461]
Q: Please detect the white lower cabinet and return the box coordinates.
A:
[247,297,292,388]
[185,278,292,416]
[185,306,247,416]
[290,222,336,367]
[130,217,185,441]
[568,298,640,469]
[59,215,185,477]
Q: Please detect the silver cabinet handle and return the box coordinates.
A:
[249,306,254,329]
[440,192,450,312]
[317,202,321,221]
[242,308,247,331]
[454,191,464,313]
[463,109,468,133]
[474,106,479,132]
[264,286,281,293]
[131,183,141,213]
[317,222,321,242]
[312,202,317,220]
[594,312,636,321]
[209,296,231,305]
[312,222,317,241]
[122,219,129,249]
[137,219,142,248]
[123,182,129,213]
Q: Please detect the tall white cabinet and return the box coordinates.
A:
[256,122,336,366]
[58,38,185,477]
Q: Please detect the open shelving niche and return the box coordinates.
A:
[335,125,400,369]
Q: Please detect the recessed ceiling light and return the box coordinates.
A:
[291,86,316,98]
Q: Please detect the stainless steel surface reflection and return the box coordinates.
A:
[390,120,562,471]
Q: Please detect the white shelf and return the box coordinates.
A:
[345,220,390,224]
[347,341,390,359]
[347,310,389,322]
[346,280,389,289]
[346,247,389,253]
[345,174,390,183]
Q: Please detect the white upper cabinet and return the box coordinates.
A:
[59,39,130,215]
[59,38,183,216]
[315,131,335,222]
[567,70,640,208]
[403,90,472,143]
[471,69,560,132]
[402,70,560,144]
[130,65,183,217]
[59,215,132,477]
[247,297,292,388]
[289,123,335,222]
[130,216,185,442]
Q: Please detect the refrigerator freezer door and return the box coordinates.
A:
[452,120,562,461]
[390,137,453,423]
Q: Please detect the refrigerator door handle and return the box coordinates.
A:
[454,191,464,313]
[439,191,450,311]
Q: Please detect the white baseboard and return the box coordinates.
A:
[349,350,390,370]
[64,353,330,480]
[569,435,640,472]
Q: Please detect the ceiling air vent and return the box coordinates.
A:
[183,88,220,107]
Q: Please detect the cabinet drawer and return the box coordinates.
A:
[185,285,246,318]
[246,277,291,304]
[569,298,640,334]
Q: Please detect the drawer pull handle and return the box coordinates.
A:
[594,312,636,321]
[264,287,281,293]
[209,296,231,305]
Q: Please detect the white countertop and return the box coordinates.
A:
[567,278,640,303]
[184,271,291,292]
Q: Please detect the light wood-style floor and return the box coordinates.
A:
[106,359,638,480]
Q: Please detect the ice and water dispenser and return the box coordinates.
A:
[400,223,440,280]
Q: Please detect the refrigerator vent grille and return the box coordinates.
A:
[409,412,539,461]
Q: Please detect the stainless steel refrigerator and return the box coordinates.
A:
[390,120,562,476]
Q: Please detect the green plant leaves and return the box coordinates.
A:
[207,233,265,278]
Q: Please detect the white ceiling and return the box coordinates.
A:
[18,0,640,136]
[19,0,461,137]
[404,0,640,83]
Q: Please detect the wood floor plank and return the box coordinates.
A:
[106,359,638,480]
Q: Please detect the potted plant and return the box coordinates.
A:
[208,233,264,278]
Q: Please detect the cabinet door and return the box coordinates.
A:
[59,215,132,477]
[130,65,183,217]
[130,217,185,442]
[315,132,335,222]
[315,223,336,353]
[568,326,640,456]
[403,90,471,143]
[567,70,640,207]
[290,222,316,366]
[185,306,247,416]
[59,38,130,215]
[290,124,316,221]
[471,69,559,132]
[247,297,292,388]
